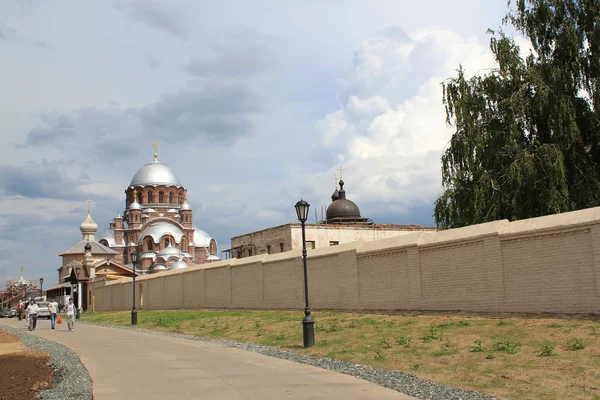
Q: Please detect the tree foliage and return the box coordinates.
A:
[434,0,600,228]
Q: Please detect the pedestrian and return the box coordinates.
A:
[48,297,59,330]
[26,299,39,331]
[66,298,75,332]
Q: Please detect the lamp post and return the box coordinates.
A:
[131,251,138,325]
[39,278,44,300]
[295,199,314,348]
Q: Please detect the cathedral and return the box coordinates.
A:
[97,143,220,272]
[55,142,219,294]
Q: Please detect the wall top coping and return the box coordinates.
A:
[419,219,509,248]
[306,240,361,259]
[357,232,422,254]
[499,206,600,237]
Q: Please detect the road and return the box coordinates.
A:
[1,318,415,400]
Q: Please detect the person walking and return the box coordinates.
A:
[48,297,59,329]
[66,298,75,332]
[26,299,39,331]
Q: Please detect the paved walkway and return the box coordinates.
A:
[1,318,415,400]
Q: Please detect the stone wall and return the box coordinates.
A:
[90,207,600,315]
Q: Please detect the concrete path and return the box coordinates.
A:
[1,318,415,400]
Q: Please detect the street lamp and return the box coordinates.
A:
[75,267,81,319]
[295,198,314,348]
[131,250,138,325]
[39,278,44,299]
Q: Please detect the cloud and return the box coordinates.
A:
[20,80,267,155]
[113,0,189,38]
[0,160,94,200]
[315,27,496,220]
[184,29,276,79]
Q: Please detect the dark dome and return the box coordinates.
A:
[84,242,92,251]
[326,199,361,220]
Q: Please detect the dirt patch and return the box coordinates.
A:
[0,332,53,400]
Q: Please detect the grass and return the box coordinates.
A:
[82,310,600,400]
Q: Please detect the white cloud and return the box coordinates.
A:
[316,27,496,216]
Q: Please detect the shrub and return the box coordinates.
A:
[397,336,412,347]
[590,326,599,336]
[422,326,442,342]
[540,344,557,357]
[440,339,455,352]
[471,340,485,353]
[348,320,356,329]
[379,337,392,349]
[458,321,471,327]
[485,353,496,360]
[373,350,385,361]
[274,333,285,341]
[497,320,510,326]
[327,321,342,332]
[493,340,521,354]
[412,363,421,370]
[436,322,454,329]
[567,338,585,351]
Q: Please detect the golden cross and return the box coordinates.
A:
[338,165,345,179]
[86,198,93,214]
[332,174,338,190]
[20,266,24,275]
[133,189,138,201]
[152,141,159,158]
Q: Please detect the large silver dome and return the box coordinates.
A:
[130,159,181,187]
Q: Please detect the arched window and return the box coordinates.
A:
[147,192,154,203]
[209,239,217,255]
[163,238,170,248]
[178,194,183,204]
[158,191,164,203]
[169,192,174,204]
[99,239,109,247]
[145,238,153,252]
[181,237,188,252]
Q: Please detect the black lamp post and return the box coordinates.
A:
[74,267,81,319]
[131,250,138,325]
[39,277,44,299]
[295,198,315,348]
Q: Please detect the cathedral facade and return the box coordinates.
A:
[98,144,220,272]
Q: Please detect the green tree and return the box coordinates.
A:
[434,0,600,228]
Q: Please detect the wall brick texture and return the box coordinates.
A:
[91,207,600,315]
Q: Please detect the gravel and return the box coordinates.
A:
[80,321,496,400]
[0,324,93,400]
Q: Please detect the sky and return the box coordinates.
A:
[0,0,513,286]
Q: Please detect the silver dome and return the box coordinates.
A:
[180,201,191,210]
[193,227,212,247]
[129,201,142,210]
[130,159,182,187]
[156,243,180,258]
[152,264,167,273]
[98,229,125,247]
[138,222,184,245]
[167,260,189,271]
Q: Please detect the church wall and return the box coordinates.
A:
[182,270,205,308]
[231,261,263,308]
[91,206,600,315]
[164,273,184,308]
[204,265,232,307]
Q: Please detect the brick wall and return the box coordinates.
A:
[91,207,600,315]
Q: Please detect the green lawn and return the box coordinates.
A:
[83,310,600,400]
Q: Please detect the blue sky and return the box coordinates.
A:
[0,0,511,286]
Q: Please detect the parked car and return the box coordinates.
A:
[1,308,10,318]
[37,302,51,319]
[10,307,18,318]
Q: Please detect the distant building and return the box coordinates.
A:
[224,178,436,259]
